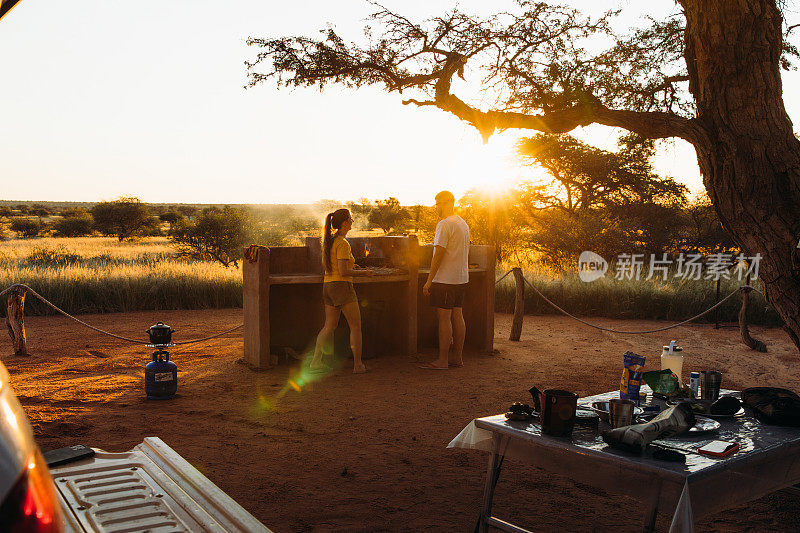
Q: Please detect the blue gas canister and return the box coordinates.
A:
[145,351,177,399]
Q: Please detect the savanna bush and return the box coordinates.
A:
[53,213,94,237]
[10,218,44,238]
[26,245,81,267]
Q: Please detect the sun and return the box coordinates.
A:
[445,135,521,200]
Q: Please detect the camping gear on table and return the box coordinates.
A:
[642,368,691,397]
[587,401,643,423]
[690,371,700,398]
[661,340,684,381]
[602,403,696,453]
[701,370,723,401]
[742,387,800,426]
[609,399,636,428]
[529,386,578,437]
[710,395,741,416]
[505,402,534,421]
[698,440,740,458]
[620,351,646,404]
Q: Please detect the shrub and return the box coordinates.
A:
[368,197,410,234]
[91,197,155,241]
[169,206,250,267]
[10,218,43,238]
[53,212,94,237]
[26,245,81,267]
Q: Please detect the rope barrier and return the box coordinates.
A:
[494,269,514,285]
[0,283,243,346]
[173,324,243,345]
[520,276,753,334]
[0,272,768,347]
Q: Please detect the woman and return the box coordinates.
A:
[309,208,373,373]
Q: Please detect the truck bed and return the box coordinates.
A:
[50,437,272,533]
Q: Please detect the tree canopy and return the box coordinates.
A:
[368,197,410,234]
[517,133,687,213]
[91,197,155,241]
[246,1,797,143]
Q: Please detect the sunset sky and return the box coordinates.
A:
[2,0,799,205]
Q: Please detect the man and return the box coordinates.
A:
[421,190,470,369]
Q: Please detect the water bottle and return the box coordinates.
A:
[690,371,700,399]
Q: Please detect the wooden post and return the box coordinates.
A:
[714,278,721,329]
[483,248,496,354]
[243,246,271,369]
[5,286,28,356]
[509,267,524,341]
[405,235,419,356]
[740,275,767,352]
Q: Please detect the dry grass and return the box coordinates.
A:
[0,237,241,314]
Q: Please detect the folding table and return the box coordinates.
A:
[449,389,800,532]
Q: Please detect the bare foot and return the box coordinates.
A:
[449,360,464,368]
[353,363,368,374]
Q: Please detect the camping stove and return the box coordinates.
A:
[145,322,178,400]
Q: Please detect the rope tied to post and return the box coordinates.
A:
[493,269,764,335]
[1,283,243,346]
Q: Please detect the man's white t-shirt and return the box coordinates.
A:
[433,215,470,284]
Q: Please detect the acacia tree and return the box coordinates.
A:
[91,197,154,241]
[517,134,687,213]
[368,197,410,234]
[247,0,800,349]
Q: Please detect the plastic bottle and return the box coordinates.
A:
[690,371,700,399]
[660,340,684,382]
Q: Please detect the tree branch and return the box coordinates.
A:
[405,86,701,144]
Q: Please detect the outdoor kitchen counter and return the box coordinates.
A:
[267,273,411,284]
[418,267,488,274]
[266,267,487,284]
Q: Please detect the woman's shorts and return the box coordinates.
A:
[323,281,358,307]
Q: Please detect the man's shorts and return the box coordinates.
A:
[323,281,358,307]
[429,282,467,309]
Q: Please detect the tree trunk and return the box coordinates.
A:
[5,287,28,356]
[739,286,768,352]
[682,0,800,350]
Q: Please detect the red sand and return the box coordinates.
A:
[4,310,800,532]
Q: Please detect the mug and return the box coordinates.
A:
[529,386,578,437]
[609,399,635,428]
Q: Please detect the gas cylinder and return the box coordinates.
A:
[145,350,178,399]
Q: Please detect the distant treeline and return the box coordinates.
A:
[2,133,734,272]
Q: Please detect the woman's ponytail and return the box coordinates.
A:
[321,208,351,273]
[322,213,334,272]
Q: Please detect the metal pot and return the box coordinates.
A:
[147,322,174,346]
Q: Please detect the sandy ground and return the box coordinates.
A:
[4,310,800,532]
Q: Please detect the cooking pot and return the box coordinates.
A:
[147,322,175,346]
